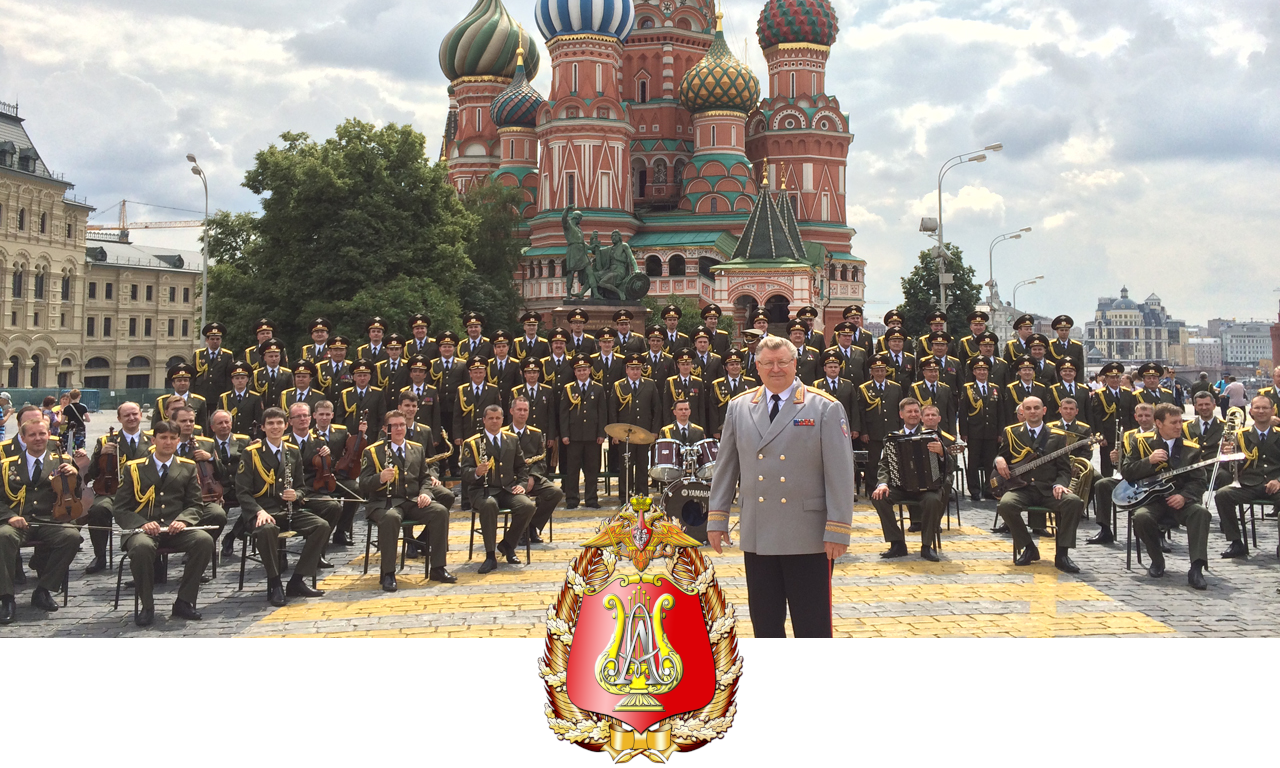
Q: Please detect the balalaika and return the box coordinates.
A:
[989,433,1103,498]
[1111,452,1246,510]
[884,432,947,493]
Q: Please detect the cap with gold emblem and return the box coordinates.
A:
[385,333,405,349]
[928,331,952,345]
[869,353,891,369]
[967,310,989,324]
[521,358,541,373]
[743,328,764,342]
[201,321,227,337]
[833,321,855,335]
[291,360,318,377]
[1058,360,1077,372]
[750,309,770,324]
[168,362,196,379]
[968,357,991,372]
[435,331,459,346]
[571,354,592,369]
[1013,314,1035,329]
[1052,315,1074,330]
[490,330,512,345]
[612,309,634,323]
[407,355,429,371]
[723,349,746,365]
[796,305,818,320]
[925,310,947,325]
[1015,355,1036,370]
[352,359,376,374]
[1137,362,1163,378]
[883,309,905,326]
[700,304,722,319]
[1027,333,1049,349]
[229,361,253,378]
[409,313,431,330]
[692,326,712,341]
[661,304,682,320]
[920,357,941,371]
[883,327,907,341]
[519,311,541,325]
[328,335,350,350]
[257,338,286,357]
[309,317,333,333]
[645,325,664,339]
[462,311,484,327]
[624,352,645,366]
[367,317,388,332]
[976,331,999,345]
[674,350,695,364]
[843,304,864,319]
[820,349,844,366]
[786,319,806,334]
[252,318,275,335]
[466,357,488,370]
[548,327,570,344]
[597,327,619,341]
[567,308,589,324]
[1101,362,1125,376]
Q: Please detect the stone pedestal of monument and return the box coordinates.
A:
[549,299,651,330]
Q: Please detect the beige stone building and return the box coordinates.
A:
[0,101,201,391]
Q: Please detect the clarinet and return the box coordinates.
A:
[477,437,489,496]
[385,441,397,501]
[281,444,294,530]
[1114,402,1124,476]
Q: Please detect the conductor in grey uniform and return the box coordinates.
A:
[707,336,856,638]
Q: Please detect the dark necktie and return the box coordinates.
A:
[580,383,587,395]
[681,426,688,442]
[218,441,229,463]
[128,438,136,453]
[769,394,781,422]
[273,449,281,465]
[980,384,987,396]
[491,437,500,456]
[1203,422,1212,435]
[270,370,277,383]
[32,458,42,482]
[296,391,304,403]
[929,384,936,398]
[632,381,638,393]
[474,386,481,398]
[236,393,243,405]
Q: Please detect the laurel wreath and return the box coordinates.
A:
[539,540,742,759]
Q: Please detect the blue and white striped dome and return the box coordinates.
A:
[535,0,635,43]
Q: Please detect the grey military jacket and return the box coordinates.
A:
[707,379,856,555]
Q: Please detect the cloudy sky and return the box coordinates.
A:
[2,0,1277,327]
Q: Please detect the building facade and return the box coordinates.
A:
[0,102,201,391]
[438,0,863,336]
[1219,321,1273,368]
[1085,287,1184,368]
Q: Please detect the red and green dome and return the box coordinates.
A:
[679,23,761,114]
[757,0,839,49]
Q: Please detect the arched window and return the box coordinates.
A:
[39,212,47,234]
[33,269,44,299]
[17,208,25,231]
[640,17,654,29]
[646,255,663,277]
[829,264,837,281]
[764,294,791,323]
[676,18,692,30]
[653,158,667,184]
[6,356,18,388]
[638,79,648,103]
[673,159,686,185]
[86,357,112,369]
[128,356,150,368]
[709,198,719,213]
[840,266,849,281]
[11,266,22,298]
[61,357,71,367]
[29,355,41,388]
[668,255,687,276]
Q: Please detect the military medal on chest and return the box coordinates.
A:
[541,497,741,761]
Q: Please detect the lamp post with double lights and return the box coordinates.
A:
[187,153,209,332]
[987,227,1032,303]
[921,142,1003,313]
[1013,275,1044,312]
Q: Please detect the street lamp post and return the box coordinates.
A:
[1012,275,1044,311]
[931,142,1003,312]
[187,154,209,332]
[987,227,1032,302]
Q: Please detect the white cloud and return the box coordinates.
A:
[1060,169,1124,188]
[892,102,957,156]
[1042,211,1076,229]
[845,205,886,229]
[1060,134,1115,165]
[909,185,1006,219]
[1205,20,1268,67]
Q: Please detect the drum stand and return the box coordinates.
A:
[621,432,634,506]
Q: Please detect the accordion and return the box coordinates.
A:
[883,432,946,493]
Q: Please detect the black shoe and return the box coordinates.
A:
[429,567,458,584]
[920,546,940,562]
[1055,551,1081,574]
[318,557,334,569]
[970,493,981,503]
[221,537,236,559]
[1220,540,1247,559]
[267,578,287,607]
[200,574,213,584]
[478,555,498,574]
[993,523,1010,534]
[286,575,325,598]
[528,532,544,544]
[405,541,423,559]
[565,501,579,510]
[84,556,106,575]
[586,501,601,509]
[172,599,202,621]
[879,542,908,559]
[13,566,25,585]
[1086,527,1115,545]
[380,573,397,593]
[332,531,350,547]
[31,587,58,612]
[1014,544,1040,566]
[497,540,521,565]
[907,522,922,533]
[1146,559,1166,578]
[1031,528,1052,537]
[1188,561,1208,590]
[517,533,529,547]
[135,605,155,627]
[1160,541,1172,553]
[0,595,15,624]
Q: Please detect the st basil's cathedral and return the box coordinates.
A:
[438,0,863,334]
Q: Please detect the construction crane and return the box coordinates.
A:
[86,200,204,242]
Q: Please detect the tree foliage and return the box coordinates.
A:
[457,181,529,333]
[639,294,736,338]
[898,243,982,339]
[207,119,478,351]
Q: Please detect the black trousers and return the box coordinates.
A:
[861,439,883,498]
[743,551,833,638]
[966,438,998,497]
[561,440,600,505]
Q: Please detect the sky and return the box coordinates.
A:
[2,0,1277,328]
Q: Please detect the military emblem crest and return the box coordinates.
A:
[540,497,742,762]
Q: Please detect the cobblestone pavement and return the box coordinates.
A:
[3,417,1277,637]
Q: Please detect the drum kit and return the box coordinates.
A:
[602,422,719,537]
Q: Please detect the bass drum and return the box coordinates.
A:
[650,438,684,483]
[661,477,712,529]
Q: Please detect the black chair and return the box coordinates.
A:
[468,506,531,562]
[362,515,425,576]
[894,501,942,551]
[1243,499,1277,557]
[113,542,213,622]
[237,528,313,590]
[1124,510,1177,570]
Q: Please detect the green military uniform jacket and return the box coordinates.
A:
[454,382,502,443]
[1,448,83,522]
[661,330,690,355]
[1029,357,1058,387]
[1047,337,1085,371]
[457,336,494,363]
[357,439,435,510]
[242,343,290,370]
[709,375,758,437]
[485,357,521,410]
[112,456,203,530]
[591,352,627,395]
[504,425,549,480]
[539,354,573,391]
[610,377,662,438]
[1183,417,1223,460]
[910,380,956,433]
[85,430,154,495]
[689,351,723,385]
[559,380,607,442]
[194,346,235,403]
[278,386,325,413]
[405,336,438,362]
[318,359,353,398]
[219,389,265,437]
[1120,434,1206,500]
[341,386,385,438]
[997,423,1074,494]
[1233,427,1280,487]
[153,391,208,430]
[512,334,549,362]
[794,346,820,385]
[252,366,293,409]
[659,422,706,445]
[401,381,443,438]
[1135,386,1176,406]
[883,350,915,388]
[1002,336,1032,364]
[663,375,706,430]
[813,375,859,435]
[376,358,411,410]
[1002,379,1049,427]
[640,350,674,385]
[1046,381,1090,422]
[300,342,331,363]
[824,344,868,389]
[857,379,904,440]
[356,342,390,365]
[1046,419,1095,461]
[512,382,556,442]
[460,430,529,499]
[959,380,1002,442]
[1090,386,1138,437]
[234,441,305,516]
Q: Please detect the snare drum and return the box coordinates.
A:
[649,438,684,483]
[692,438,719,481]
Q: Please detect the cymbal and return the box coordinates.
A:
[605,423,656,445]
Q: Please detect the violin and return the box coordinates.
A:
[51,436,84,523]
[190,438,223,504]
[95,427,120,496]
[334,409,369,481]
[312,432,338,493]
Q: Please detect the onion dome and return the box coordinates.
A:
[757,0,839,49]
[679,15,761,114]
[439,0,541,82]
[535,0,635,43]
[490,48,544,129]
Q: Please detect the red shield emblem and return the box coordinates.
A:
[566,574,715,734]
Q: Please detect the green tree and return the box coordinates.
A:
[457,181,528,333]
[898,243,982,340]
[207,119,477,352]
[639,295,736,339]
